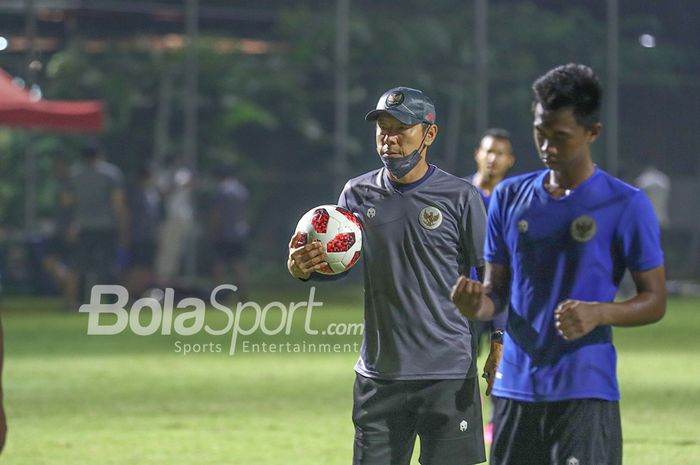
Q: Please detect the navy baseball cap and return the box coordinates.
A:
[365,87,436,125]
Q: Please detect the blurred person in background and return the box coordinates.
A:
[155,156,194,282]
[68,144,129,300]
[208,165,250,300]
[124,163,162,298]
[617,166,671,299]
[41,154,79,309]
[634,166,671,229]
[466,128,515,444]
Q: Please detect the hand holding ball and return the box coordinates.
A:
[291,205,363,276]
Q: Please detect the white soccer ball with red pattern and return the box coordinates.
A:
[292,204,363,275]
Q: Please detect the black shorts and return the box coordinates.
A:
[352,373,486,465]
[491,397,622,465]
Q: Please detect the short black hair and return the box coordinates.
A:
[478,128,513,156]
[481,128,512,145]
[532,63,602,128]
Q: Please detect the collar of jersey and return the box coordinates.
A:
[535,165,601,202]
[386,164,437,193]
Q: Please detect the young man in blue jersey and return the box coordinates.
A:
[467,128,515,443]
[451,64,666,465]
[288,87,488,465]
[470,128,515,206]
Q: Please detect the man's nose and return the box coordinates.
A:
[541,139,556,154]
[382,132,397,143]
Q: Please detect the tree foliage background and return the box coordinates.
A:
[0,0,697,282]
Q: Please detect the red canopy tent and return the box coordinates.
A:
[0,67,105,234]
[0,68,103,133]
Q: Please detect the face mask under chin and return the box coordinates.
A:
[379,150,423,179]
[378,124,431,180]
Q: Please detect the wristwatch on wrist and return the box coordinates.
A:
[491,329,504,343]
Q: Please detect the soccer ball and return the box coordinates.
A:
[292,204,363,275]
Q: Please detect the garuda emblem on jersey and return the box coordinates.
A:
[419,206,442,230]
[518,219,529,234]
[570,215,597,242]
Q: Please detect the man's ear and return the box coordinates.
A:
[424,124,439,147]
[588,122,602,143]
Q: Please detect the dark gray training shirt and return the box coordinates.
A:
[338,166,487,380]
[70,160,124,231]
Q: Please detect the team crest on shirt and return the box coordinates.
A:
[566,457,579,465]
[419,206,442,230]
[517,219,529,234]
[459,420,469,432]
[366,207,376,219]
[570,215,597,242]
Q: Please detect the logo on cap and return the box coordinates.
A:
[386,91,404,107]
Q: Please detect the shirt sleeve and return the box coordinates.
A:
[461,188,487,270]
[484,184,510,265]
[616,190,664,272]
[337,180,352,209]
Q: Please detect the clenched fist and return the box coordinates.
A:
[554,299,603,341]
[451,275,485,319]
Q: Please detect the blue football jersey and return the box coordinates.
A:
[466,175,508,331]
[485,167,663,401]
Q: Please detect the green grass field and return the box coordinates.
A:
[1,286,699,465]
